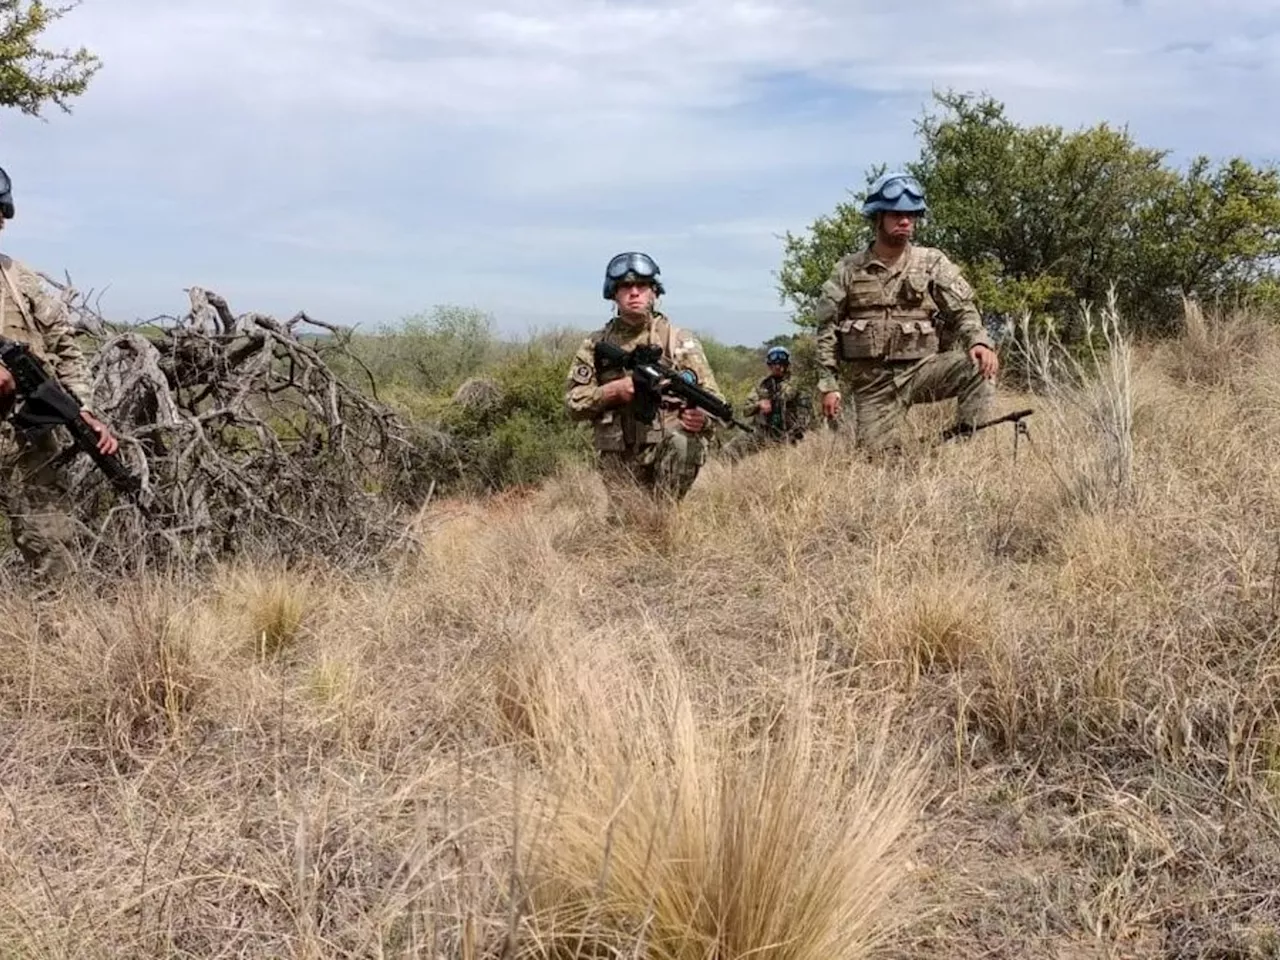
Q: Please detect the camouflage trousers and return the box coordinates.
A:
[597,428,707,504]
[0,427,78,580]
[847,351,995,454]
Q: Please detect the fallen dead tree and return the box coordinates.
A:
[49,286,443,575]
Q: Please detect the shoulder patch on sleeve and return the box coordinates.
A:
[570,362,593,385]
[929,253,973,295]
[949,275,975,300]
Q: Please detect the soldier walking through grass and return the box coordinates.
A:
[564,251,725,503]
[813,172,999,454]
[0,165,118,581]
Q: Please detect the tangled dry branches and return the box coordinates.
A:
[55,286,439,575]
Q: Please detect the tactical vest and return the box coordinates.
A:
[835,258,941,363]
[590,313,682,453]
[0,255,51,362]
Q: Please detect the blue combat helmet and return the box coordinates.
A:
[603,251,665,300]
[861,172,927,218]
[765,345,791,365]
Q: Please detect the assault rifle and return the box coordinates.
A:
[940,408,1034,443]
[764,377,786,436]
[0,335,144,504]
[593,340,755,433]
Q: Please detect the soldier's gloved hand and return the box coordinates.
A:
[0,363,14,397]
[822,391,841,419]
[970,345,999,380]
[758,398,773,415]
[601,375,635,405]
[679,407,707,433]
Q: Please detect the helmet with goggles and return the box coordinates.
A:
[765,346,791,365]
[861,172,927,218]
[603,251,665,300]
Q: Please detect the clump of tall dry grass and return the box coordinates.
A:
[2,298,1279,958]
[504,641,930,960]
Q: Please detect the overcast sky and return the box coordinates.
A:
[2,0,1277,346]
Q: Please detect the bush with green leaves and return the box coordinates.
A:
[434,343,592,494]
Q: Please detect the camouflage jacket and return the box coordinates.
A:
[0,254,95,409]
[564,310,724,453]
[812,243,993,394]
[742,374,810,437]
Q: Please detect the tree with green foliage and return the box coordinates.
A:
[779,91,1280,338]
[1,0,100,116]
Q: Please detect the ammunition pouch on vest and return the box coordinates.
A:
[837,315,939,362]
[835,268,941,362]
[591,410,664,452]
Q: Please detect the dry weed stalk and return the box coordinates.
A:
[1010,286,1136,509]
[1164,294,1275,387]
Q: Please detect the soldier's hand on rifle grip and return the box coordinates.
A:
[679,406,707,433]
[758,398,772,416]
[822,391,841,419]
[970,345,999,380]
[0,363,14,397]
[80,410,119,455]
[601,375,635,406]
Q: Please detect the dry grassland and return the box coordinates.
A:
[3,302,1280,959]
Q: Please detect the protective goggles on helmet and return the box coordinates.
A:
[873,175,925,202]
[606,252,660,282]
[766,347,790,364]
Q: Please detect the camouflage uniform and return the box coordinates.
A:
[565,310,723,502]
[722,374,811,462]
[814,243,995,453]
[0,254,95,578]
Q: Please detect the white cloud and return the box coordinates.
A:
[2,0,1277,344]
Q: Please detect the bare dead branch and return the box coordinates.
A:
[45,288,441,577]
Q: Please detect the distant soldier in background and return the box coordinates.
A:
[723,345,811,462]
[812,172,999,454]
[564,251,726,504]
[0,164,118,581]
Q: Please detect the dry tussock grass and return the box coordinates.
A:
[2,300,1280,958]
